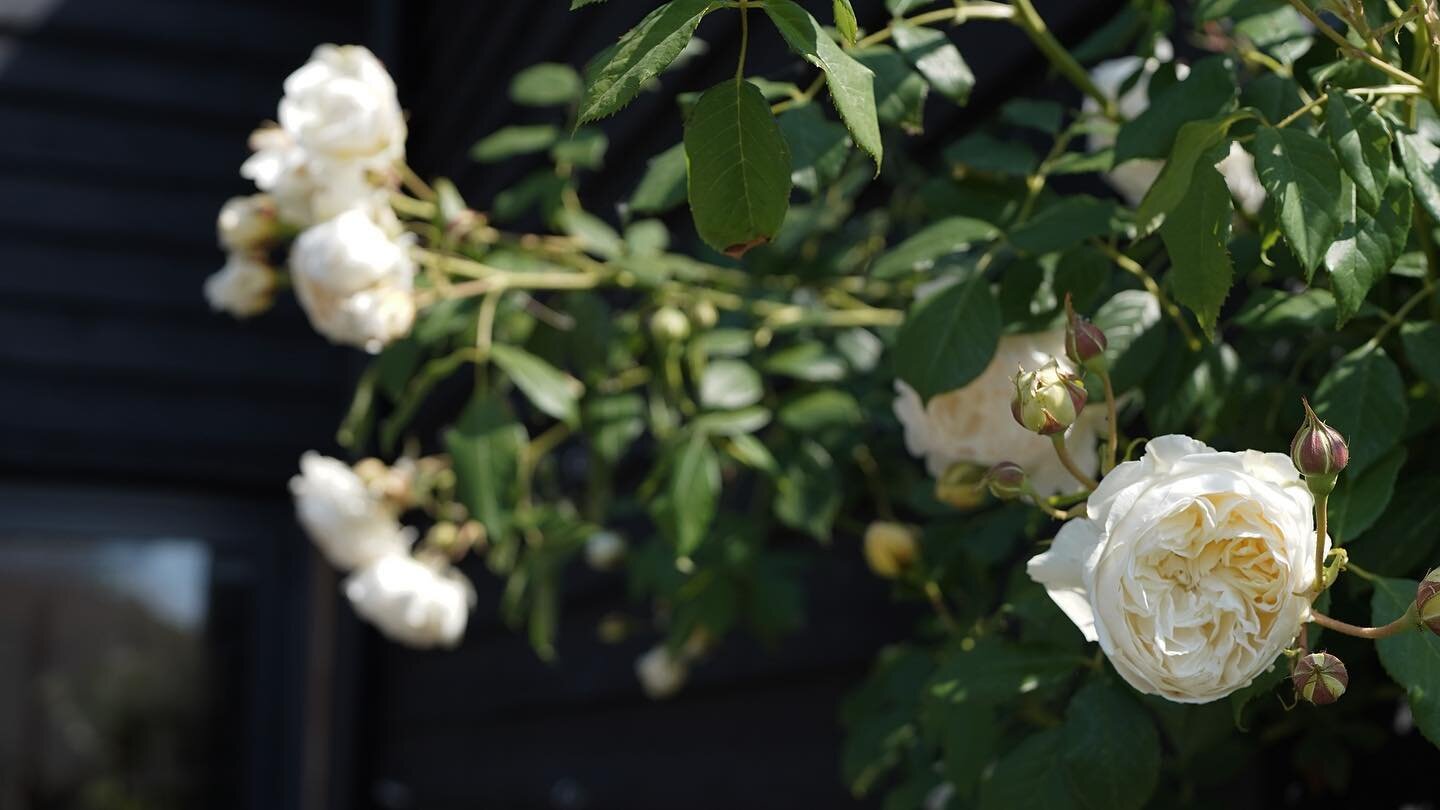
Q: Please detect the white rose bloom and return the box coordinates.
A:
[892,328,1102,496]
[290,451,409,570]
[217,194,279,253]
[203,253,277,318]
[344,554,475,649]
[241,125,386,226]
[279,44,406,172]
[635,645,689,699]
[1087,43,1265,214]
[289,208,416,351]
[1027,435,1326,703]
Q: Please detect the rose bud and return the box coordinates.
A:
[1290,398,1348,496]
[649,306,691,343]
[584,530,627,572]
[1012,360,1088,436]
[986,461,1028,501]
[935,462,989,509]
[1064,295,1108,371]
[1292,652,1348,705]
[863,521,919,579]
[1417,569,1440,637]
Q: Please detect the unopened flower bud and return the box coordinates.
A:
[217,193,280,253]
[424,521,460,551]
[585,530,627,572]
[691,299,719,330]
[352,457,389,485]
[650,306,690,343]
[1417,569,1440,637]
[935,462,988,509]
[1012,360,1087,435]
[1064,295,1108,371]
[986,462,1028,500]
[1290,398,1348,495]
[863,521,919,579]
[1292,652,1348,705]
[457,520,487,550]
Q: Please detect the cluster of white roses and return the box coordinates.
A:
[204,45,417,353]
[291,452,475,648]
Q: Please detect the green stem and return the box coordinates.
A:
[1098,369,1118,474]
[1310,603,1418,639]
[1095,241,1202,351]
[1283,0,1426,87]
[1011,0,1117,118]
[735,0,750,81]
[1051,434,1100,490]
[1313,494,1328,594]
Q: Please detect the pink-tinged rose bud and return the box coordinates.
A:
[1292,652,1348,705]
[1012,360,1088,436]
[935,462,989,510]
[1290,398,1348,495]
[1064,295,1108,371]
[986,461,1028,500]
[1417,569,1440,637]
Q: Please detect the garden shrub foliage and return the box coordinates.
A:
[208,0,1440,805]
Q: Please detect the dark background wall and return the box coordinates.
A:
[0,1,1113,808]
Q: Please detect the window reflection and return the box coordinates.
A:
[0,538,215,809]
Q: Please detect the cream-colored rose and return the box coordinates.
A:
[635,645,689,699]
[279,44,406,172]
[290,452,409,570]
[344,554,475,649]
[204,253,278,318]
[1027,435,1325,703]
[241,125,386,226]
[289,208,415,351]
[1087,44,1265,214]
[217,194,280,253]
[892,329,1102,496]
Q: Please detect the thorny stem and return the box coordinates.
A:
[1098,369,1119,474]
[1284,0,1427,87]
[1051,434,1100,490]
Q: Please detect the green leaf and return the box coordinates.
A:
[778,104,851,195]
[1159,163,1233,338]
[1061,682,1161,810]
[579,0,715,123]
[978,730,1079,810]
[698,359,763,409]
[892,21,974,105]
[870,216,999,278]
[1114,56,1236,164]
[1324,92,1391,213]
[854,46,928,134]
[552,127,609,169]
[886,0,927,13]
[833,0,858,46]
[1402,320,1440,388]
[1325,171,1412,325]
[1009,196,1122,255]
[1350,477,1440,575]
[509,63,583,107]
[1135,111,1251,232]
[683,79,793,257]
[629,143,689,215]
[1327,446,1405,544]
[1092,289,1164,393]
[773,439,841,541]
[778,389,863,432]
[1254,126,1345,276]
[556,208,625,259]
[446,393,525,541]
[1000,98,1063,134]
[490,343,585,426]
[894,276,1001,401]
[1398,130,1440,223]
[470,125,559,162]
[1229,655,1288,730]
[765,342,848,381]
[1312,348,1407,475]
[691,406,772,436]
[668,432,721,556]
[945,132,1037,176]
[929,640,1082,705]
[1232,288,1339,332]
[765,0,883,171]
[1373,577,1440,747]
[584,393,645,464]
